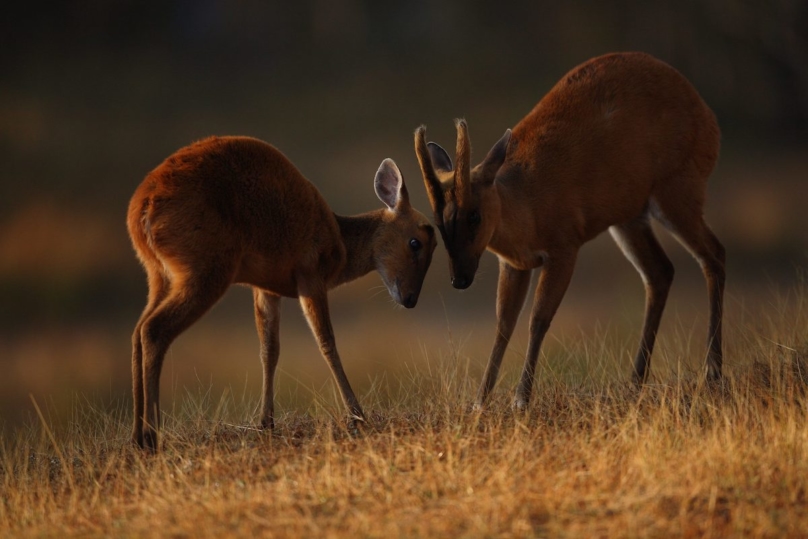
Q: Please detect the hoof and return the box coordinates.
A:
[131,430,144,449]
[142,429,158,452]
[706,370,729,395]
[347,416,366,437]
[511,398,529,413]
[706,369,723,385]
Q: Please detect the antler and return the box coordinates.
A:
[453,118,471,196]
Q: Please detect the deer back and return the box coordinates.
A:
[416,52,720,282]
[505,52,719,242]
[127,136,345,297]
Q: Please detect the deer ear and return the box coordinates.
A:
[374,158,409,210]
[479,129,511,185]
[427,142,453,173]
[484,129,511,170]
[415,125,447,220]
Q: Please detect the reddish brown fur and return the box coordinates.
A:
[416,52,725,409]
[128,136,435,450]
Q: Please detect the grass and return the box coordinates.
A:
[1,286,807,538]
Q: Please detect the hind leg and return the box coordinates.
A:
[138,270,233,451]
[609,217,675,384]
[131,269,170,447]
[253,288,281,429]
[653,199,726,381]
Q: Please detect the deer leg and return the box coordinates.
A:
[298,289,365,426]
[653,198,726,382]
[669,220,725,381]
[138,272,231,451]
[514,250,578,410]
[253,288,281,429]
[475,260,531,408]
[700,228,725,382]
[131,268,170,447]
[609,217,675,384]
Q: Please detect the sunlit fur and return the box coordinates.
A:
[127,136,436,450]
[416,52,725,409]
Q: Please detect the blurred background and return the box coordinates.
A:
[1,1,806,433]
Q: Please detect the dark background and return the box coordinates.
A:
[1,1,806,431]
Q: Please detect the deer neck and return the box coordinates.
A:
[487,182,522,256]
[334,210,384,285]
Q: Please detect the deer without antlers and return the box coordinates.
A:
[415,52,725,409]
[128,136,436,450]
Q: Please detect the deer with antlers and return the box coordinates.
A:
[415,52,724,409]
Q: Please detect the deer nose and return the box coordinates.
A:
[451,275,471,289]
[403,293,417,308]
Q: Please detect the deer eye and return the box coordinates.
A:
[409,238,422,251]
[468,210,481,226]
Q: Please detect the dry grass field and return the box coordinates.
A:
[1,282,807,538]
[4,5,807,537]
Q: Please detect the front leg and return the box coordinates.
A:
[253,288,281,429]
[298,290,366,425]
[514,250,578,410]
[475,260,532,408]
